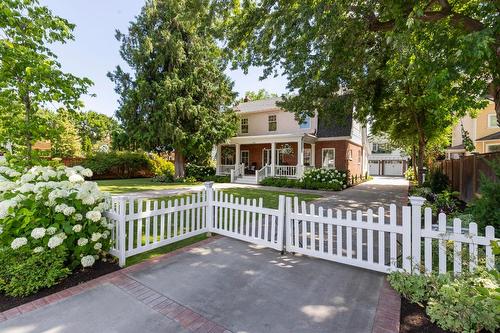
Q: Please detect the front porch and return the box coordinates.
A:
[216,133,318,183]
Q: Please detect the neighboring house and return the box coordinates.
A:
[215,97,368,184]
[445,102,500,159]
[367,135,408,176]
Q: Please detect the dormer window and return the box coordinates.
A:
[299,116,311,129]
[268,115,277,131]
[241,118,248,133]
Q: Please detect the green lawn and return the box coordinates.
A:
[96,178,200,194]
[123,187,322,266]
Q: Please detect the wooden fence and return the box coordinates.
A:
[106,183,497,275]
[434,152,499,202]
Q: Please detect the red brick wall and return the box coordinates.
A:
[314,140,363,176]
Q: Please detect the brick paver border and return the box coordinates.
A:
[371,278,401,333]
[0,235,231,333]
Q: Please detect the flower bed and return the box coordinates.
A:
[0,163,115,297]
[261,168,348,191]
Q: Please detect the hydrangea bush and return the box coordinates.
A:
[0,163,113,269]
[300,168,348,190]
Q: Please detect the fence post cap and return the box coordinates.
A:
[204,181,214,189]
[409,196,426,206]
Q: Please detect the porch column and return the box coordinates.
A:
[216,145,222,175]
[311,143,316,167]
[271,141,276,176]
[235,143,241,168]
[297,137,304,177]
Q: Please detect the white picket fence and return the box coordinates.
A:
[106,184,498,275]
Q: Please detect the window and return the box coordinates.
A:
[486,144,500,153]
[221,147,235,165]
[299,116,311,129]
[268,115,277,131]
[322,148,335,169]
[347,149,353,160]
[304,148,312,166]
[488,114,499,128]
[240,150,249,166]
[240,118,248,133]
[372,143,391,154]
[357,150,361,164]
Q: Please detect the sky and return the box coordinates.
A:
[39,0,288,117]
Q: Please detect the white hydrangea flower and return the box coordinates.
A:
[11,237,27,250]
[30,227,46,239]
[91,232,101,242]
[81,255,95,267]
[81,168,93,177]
[63,206,76,216]
[0,199,17,219]
[77,238,89,246]
[107,223,114,230]
[86,210,102,222]
[94,242,102,250]
[47,235,63,248]
[46,226,57,235]
[33,246,44,253]
[18,183,35,193]
[56,232,67,240]
[74,213,83,221]
[72,224,82,232]
[69,174,84,183]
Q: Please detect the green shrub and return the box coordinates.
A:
[260,177,299,188]
[404,168,416,181]
[387,271,450,305]
[185,164,216,180]
[147,153,174,180]
[410,186,432,200]
[427,270,499,333]
[82,151,150,178]
[0,246,70,297]
[469,158,500,233]
[204,175,230,183]
[427,190,461,215]
[429,170,449,194]
[302,168,347,190]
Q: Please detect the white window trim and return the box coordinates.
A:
[240,150,249,165]
[240,118,249,133]
[268,115,277,132]
[485,143,500,153]
[321,148,336,169]
[488,114,498,128]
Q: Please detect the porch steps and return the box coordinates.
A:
[234,175,258,185]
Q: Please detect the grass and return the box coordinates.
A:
[96,178,200,194]
[121,187,323,266]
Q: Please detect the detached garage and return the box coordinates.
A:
[368,158,407,176]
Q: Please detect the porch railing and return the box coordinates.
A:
[217,165,235,175]
[256,164,271,183]
[230,163,245,182]
[275,165,297,177]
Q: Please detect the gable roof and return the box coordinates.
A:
[477,131,500,141]
[235,97,281,113]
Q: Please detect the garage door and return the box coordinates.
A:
[384,160,404,176]
[369,161,380,175]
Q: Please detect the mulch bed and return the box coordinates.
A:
[400,298,450,333]
[0,260,120,312]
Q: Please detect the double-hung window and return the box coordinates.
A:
[322,148,335,169]
[299,116,311,129]
[268,115,277,131]
[241,118,248,133]
[488,114,499,128]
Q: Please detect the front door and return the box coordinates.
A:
[263,149,272,166]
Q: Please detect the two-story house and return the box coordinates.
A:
[215,97,368,184]
[367,134,408,176]
[445,102,500,159]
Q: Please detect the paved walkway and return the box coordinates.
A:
[0,237,388,333]
[312,176,409,214]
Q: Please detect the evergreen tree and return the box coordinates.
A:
[52,113,82,158]
[109,0,238,176]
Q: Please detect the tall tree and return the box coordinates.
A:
[51,112,82,158]
[109,0,238,177]
[237,88,278,102]
[70,111,118,156]
[222,0,497,183]
[0,0,92,163]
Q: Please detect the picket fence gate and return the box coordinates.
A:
[105,183,497,275]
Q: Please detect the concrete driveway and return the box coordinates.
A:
[0,237,384,333]
[313,176,409,214]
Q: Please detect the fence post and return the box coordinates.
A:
[409,196,426,274]
[204,181,214,236]
[277,195,286,253]
[118,197,127,267]
[284,197,292,253]
[230,169,235,183]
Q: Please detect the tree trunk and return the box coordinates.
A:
[412,144,418,181]
[23,92,32,165]
[417,137,426,185]
[174,150,186,178]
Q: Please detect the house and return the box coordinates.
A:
[367,134,408,176]
[445,102,500,159]
[215,97,368,184]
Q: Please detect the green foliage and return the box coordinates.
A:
[469,159,500,233]
[81,151,150,179]
[51,112,82,158]
[0,0,93,162]
[461,124,476,153]
[0,246,70,297]
[109,0,238,175]
[389,269,500,333]
[147,154,175,181]
[203,175,230,183]
[260,169,347,190]
[410,186,432,200]
[185,164,216,180]
[70,111,118,156]
[236,89,277,103]
[427,270,500,333]
[427,190,461,215]
[261,177,300,188]
[428,170,449,194]
[404,168,416,181]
